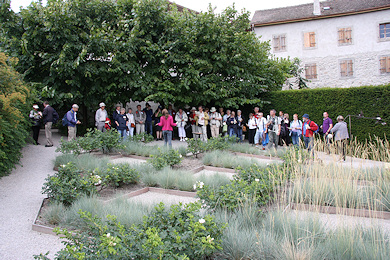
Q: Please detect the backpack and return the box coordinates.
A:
[62,113,69,126]
[309,120,320,134]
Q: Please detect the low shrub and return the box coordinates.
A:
[42,162,97,205]
[186,136,237,157]
[53,154,109,172]
[46,202,225,259]
[99,163,140,187]
[120,141,159,157]
[148,148,182,170]
[202,150,265,169]
[131,132,155,143]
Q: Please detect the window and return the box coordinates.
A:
[340,60,353,77]
[380,56,390,74]
[338,27,352,45]
[273,34,286,52]
[379,23,390,40]
[303,32,316,48]
[305,64,317,79]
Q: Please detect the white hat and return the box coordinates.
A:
[33,105,39,109]
[72,104,79,109]
[99,102,106,107]
[191,107,196,111]
[210,107,217,112]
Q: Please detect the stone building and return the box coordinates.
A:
[251,0,390,89]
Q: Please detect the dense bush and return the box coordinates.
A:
[0,53,32,177]
[186,136,237,157]
[56,128,123,155]
[148,148,182,170]
[263,84,390,141]
[99,163,140,187]
[42,163,97,205]
[39,202,225,259]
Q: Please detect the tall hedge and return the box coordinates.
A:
[263,84,390,141]
[0,53,32,177]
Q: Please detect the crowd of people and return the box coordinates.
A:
[29,102,350,160]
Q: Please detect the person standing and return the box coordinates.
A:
[331,115,349,161]
[112,104,121,129]
[95,102,108,132]
[175,108,188,141]
[188,107,198,139]
[222,109,231,136]
[321,112,333,154]
[158,109,177,148]
[290,114,302,147]
[280,113,291,146]
[247,113,257,145]
[115,108,128,140]
[227,111,238,137]
[66,104,81,141]
[266,109,281,150]
[42,101,59,147]
[236,110,244,142]
[29,104,42,145]
[126,108,135,137]
[168,104,176,118]
[209,107,222,138]
[195,106,209,142]
[254,112,267,149]
[302,114,318,153]
[135,105,146,135]
[153,106,163,140]
[144,103,154,135]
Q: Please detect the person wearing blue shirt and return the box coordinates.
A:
[66,104,81,141]
[143,103,154,135]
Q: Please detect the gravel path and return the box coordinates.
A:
[0,130,63,260]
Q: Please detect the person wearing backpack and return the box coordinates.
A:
[66,104,81,141]
[302,114,318,153]
[42,101,59,147]
[266,109,281,150]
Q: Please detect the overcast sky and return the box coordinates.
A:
[11,0,314,17]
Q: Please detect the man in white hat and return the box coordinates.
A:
[95,102,108,132]
[66,104,81,141]
[29,104,42,145]
[209,107,222,138]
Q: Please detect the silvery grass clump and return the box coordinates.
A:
[43,196,153,230]
[202,150,271,169]
[120,140,159,157]
[53,154,109,172]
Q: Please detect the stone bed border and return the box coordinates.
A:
[288,203,390,220]
[32,187,197,236]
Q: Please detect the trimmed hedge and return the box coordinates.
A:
[263,84,390,141]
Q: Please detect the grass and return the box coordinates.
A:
[120,141,159,157]
[229,143,289,158]
[202,150,270,169]
[53,154,109,172]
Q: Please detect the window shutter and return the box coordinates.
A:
[345,28,352,43]
[338,29,344,44]
[273,36,280,51]
[304,32,310,48]
[280,35,286,50]
[305,65,310,78]
[309,32,316,47]
[380,57,386,73]
[347,60,353,76]
[312,64,317,79]
[340,61,347,77]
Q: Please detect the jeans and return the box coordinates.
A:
[229,127,237,137]
[236,128,243,142]
[145,121,153,135]
[118,129,127,140]
[268,131,279,150]
[163,130,173,148]
[291,132,300,147]
[303,136,314,152]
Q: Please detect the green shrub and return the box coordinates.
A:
[53,153,109,172]
[202,150,266,169]
[50,202,225,259]
[120,141,159,157]
[263,84,390,141]
[131,132,155,143]
[148,148,182,170]
[186,136,237,157]
[99,163,140,187]
[42,162,97,205]
[0,53,32,177]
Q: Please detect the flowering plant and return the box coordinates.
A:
[148,148,183,169]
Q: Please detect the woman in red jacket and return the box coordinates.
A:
[302,114,318,153]
[157,109,177,148]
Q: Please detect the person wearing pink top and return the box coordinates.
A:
[157,109,177,148]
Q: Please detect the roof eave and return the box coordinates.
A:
[252,5,390,27]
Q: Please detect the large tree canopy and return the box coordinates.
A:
[1,0,291,110]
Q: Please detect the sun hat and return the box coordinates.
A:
[191,107,196,111]
[302,114,310,119]
[33,105,39,109]
[210,107,217,112]
[99,102,106,107]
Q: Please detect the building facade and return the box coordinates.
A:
[251,0,390,89]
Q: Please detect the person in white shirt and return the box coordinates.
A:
[95,102,108,132]
[209,107,222,138]
[175,108,188,141]
[126,108,136,137]
[247,113,257,145]
[266,109,281,150]
[254,112,267,148]
[195,106,209,142]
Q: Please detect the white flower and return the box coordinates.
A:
[266,163,270,166]
[199,219,205,224]
[61,164,66,168]
[206,235,214,243]
[113,243,116,246]
[106,233,111,238]
[199,182,204,189]
[193,184,197,190]
[179,154,182,158]
[255,178,260,182]
[184,138,188,141]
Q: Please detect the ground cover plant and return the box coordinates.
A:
[202,150,273,169]
[53,154,109,172]
[148,148,183,170]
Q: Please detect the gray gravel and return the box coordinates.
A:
[0,130,63,260]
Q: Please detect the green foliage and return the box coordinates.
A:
[42,163,97,205]
[263,84,390,141]
[56,129,123,155]
[50,202,225,259]
[0,52,32,176]
[99,163,140,187]
[186,136,236,157]
[3,0,290,111]
[202,150,272,169]
[197,164,281,210]
[148,148,183,170]
[53,153,109,172]
[131,133,155,143]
